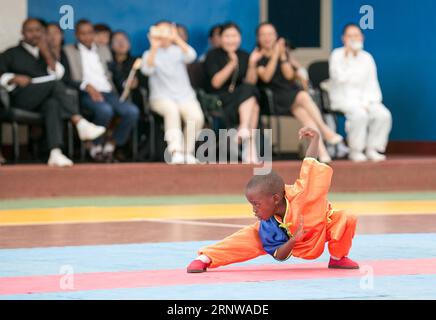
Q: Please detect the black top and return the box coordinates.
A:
[256,54,302,114]
[257,55,296,92]
[0,42,51,84]
[108,53,147,95]
[204,47,250,94]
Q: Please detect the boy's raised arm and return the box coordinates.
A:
[299,126,320,159]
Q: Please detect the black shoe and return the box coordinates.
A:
[113,148,127,162]
[103,151,114,163]
[90,151,105,162]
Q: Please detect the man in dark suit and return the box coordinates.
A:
[0,18,106,166]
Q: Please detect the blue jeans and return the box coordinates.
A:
[80,91,140,146]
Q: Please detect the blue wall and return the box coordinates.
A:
[28,0,435,141]
[333,0,436,141]
[28,0,259,57]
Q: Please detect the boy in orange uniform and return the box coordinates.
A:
[187,126,359,272]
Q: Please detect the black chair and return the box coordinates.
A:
[308,60,345,126]
[258,86,293,158]
[308,60,346,156]
[188,61,266,162]
[259,63,340,159]
[187,62,224,131]
[137,87,157,161]
[188,62,275,162]
[0,86,74,162]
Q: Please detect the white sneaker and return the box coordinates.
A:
[170,151,185,165]
[48,148,73,167]
[366,149,386,162]
[103,142,115,155]
[349,151,368,162]
[185,153,199,164]
[76,119,106,141]
[89,144,103,159]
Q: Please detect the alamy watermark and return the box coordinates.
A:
[59,5,74,30]
[163,121,273,175]
[359,264,374,290]
[59,264,74,290]
[360,5,374,30]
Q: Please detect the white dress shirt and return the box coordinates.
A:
[0,41,65,92]
[78,43,112,93]
[328,47,382,111]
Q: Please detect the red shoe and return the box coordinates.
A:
[187,259,210,273]
[328,257,359,269]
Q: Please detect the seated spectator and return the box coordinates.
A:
[141,21,204,164]
[329,23,392,162]
[256,22,342,163]
[204,22,264,163]
[0,18,105,167]
[209,24,222,49]
[176,23,189,42]
[46,22,64,61]
[199,24,222,62]
[110,31,145,94]
[109,30,147,117]
[94,23,112,47]
[62,19,139,162]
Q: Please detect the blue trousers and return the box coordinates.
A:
[80,91,139,146]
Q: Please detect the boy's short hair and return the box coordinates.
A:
[246,171,285,196]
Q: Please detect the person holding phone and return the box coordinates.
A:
[141,21,204,164]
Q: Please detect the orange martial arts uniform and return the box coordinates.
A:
[199,157,357,268]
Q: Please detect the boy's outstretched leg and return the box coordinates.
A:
[326,210,359,269]
[187,222,266,273]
